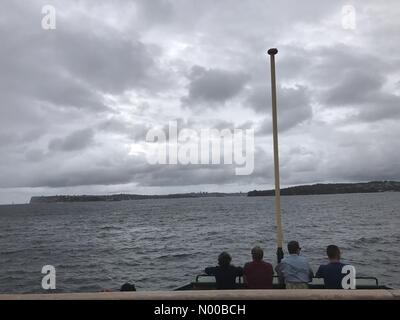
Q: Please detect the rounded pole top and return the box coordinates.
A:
[268,48,278,55]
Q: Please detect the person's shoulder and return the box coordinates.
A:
[299,255,311,263]
[262,260,273,268]
[280,256,288,263]
[230,264,243,271]
[262,261,274,273]
[231,265,243,275]
[329,262,347,268]
[243,261,253,269]
[206,265,219,269]
[315,264,325,277]
[316,264,326,272]
[205,266,218,274]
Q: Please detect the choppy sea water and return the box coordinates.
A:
[0,192,399,293]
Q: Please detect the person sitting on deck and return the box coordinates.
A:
[243,246,274,289]
[205,252,243,290]
[316,245,347,289]
[275,241,314,289]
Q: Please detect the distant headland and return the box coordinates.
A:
[29,181,400,204]
[29,192,244,204]
[248,181,400,196]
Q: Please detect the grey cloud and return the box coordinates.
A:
[48,129,95,152]
[54,30,158,94]
[274,44,392,87]
[324,69,384,106]
[97,118,131,133]
[272,44,400,123]
[322,68,400,122]
[135,0,174,26]
[0,128,44,147]
[134,147,273,187]
[358,94,400,121]
[34,167,137,188]
[0,0,166,140]
[97,118,153,142]
[251,85,312,133]
[182,66,250,106]
[25,149,46,162]
[0,147,152,188]
[1,0,400,203]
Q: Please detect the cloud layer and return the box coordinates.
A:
[1,0,400,203]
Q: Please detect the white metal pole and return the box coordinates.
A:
[267,48,284,263]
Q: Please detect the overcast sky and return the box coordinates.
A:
[1,0,400,204]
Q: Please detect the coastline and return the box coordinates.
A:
[29,181,400,204]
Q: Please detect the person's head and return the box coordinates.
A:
[251,246,264,261]
[326,245,341,261]
[218,251,232,268]
[287,241,301,255]
[120,283,136,292]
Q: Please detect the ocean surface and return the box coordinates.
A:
[0,192,399,293]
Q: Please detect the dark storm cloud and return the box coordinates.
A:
[182,66,250,106]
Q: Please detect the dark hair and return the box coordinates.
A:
[287,241,301,254]
[326,245,341,259]
[218,252,232,267]
[251,246,264,261]
[120,283,136,292]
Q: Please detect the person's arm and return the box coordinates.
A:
[275,262,283,275]
[236,266,244,277]
[308,263,314,282]
[205,267,217,276]
[242,264,248,285]
[315,265,323,278]
[275,263,285,285]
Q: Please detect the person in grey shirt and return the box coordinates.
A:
[275,241,314,289]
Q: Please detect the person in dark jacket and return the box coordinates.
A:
[315,244,345,289]
[316,245,347,289]
[205,252,243,289]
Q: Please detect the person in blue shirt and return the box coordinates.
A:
[316,245,347,289]
[275,241,314,289]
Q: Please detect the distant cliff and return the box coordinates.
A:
[247,181,400,196]
[29,192,244,204]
